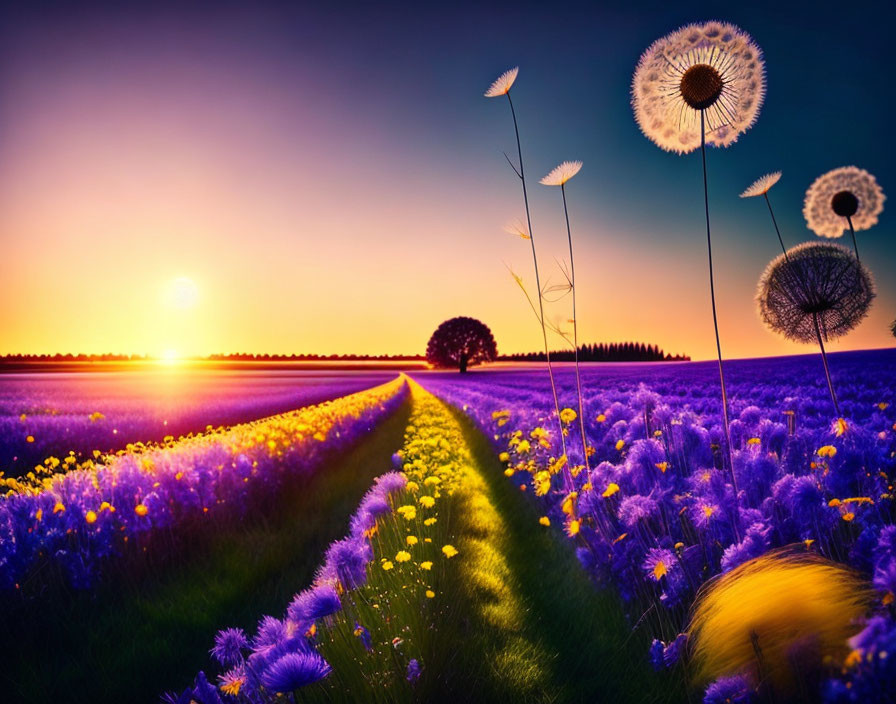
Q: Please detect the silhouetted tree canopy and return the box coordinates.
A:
[426,317,497,373]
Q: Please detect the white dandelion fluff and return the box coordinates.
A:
[756,242,875,345]
[631,21,765,154]
[803,166,886,239]
[484,67,519,98]
[540,161,583,187]
[740,171,781,198]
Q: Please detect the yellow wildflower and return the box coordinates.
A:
[559,408,577,424]
[602,483,620,498]
[135,503,149,517]
[395,550,411,563]
[442,545,458,558]
[817,445,837,458]
[615,439,625,451]
[420,561,433,570]
[382,560,394,571]
[425,590,435,598]
[418,495,435,508]
[85,510,97,524]
[406,535,418,546]
[539,516,550,527]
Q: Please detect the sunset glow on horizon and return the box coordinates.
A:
[1,1,893,361]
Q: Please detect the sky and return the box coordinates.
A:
[0,0,893,360]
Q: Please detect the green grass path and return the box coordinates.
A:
[429,400,688,704]
[3,396,412,704]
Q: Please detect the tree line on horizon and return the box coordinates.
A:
[0,342,688,364]
[499,342,689,362]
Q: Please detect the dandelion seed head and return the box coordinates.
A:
[740,171,781,198]
[484,67,519,98]
[631,21,765,154]
[756,242,874,344]
[540,161,583,186]
[804,166,886,238]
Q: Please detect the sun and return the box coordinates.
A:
[159,348,181,364]
[165,277,199,310]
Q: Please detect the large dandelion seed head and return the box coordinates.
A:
[803,166,886,238]
[631,21,765,154]
[484,67,519,98]
[756,242,875,344]
[540,161,583,186]
[740,171,781,198]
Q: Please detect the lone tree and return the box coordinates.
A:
[426,317,497,373]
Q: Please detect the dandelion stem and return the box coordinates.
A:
[812,312,841,417]
[560,183,590,473]
[700,110,740,540]
[505,91,571,490]
[699,112,738,514]
[763,192,788,260]
[846,216,860,266]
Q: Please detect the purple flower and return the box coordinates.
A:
[703,674,754,704]
[721,523,770,573]
[252,616,288,649]
[663,633,688,668]
[288,584,342,623]
[191,671,223,704]
[210,627,249,667]
[642,548,677,582]
[261,651,332,692]
[618,494,659,528]
[374,471,407,495]
[321,538,372,590]
[648,639,664,671]
[353,622,372,651]
[406,658,421,682]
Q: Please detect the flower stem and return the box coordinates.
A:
[561,183,590,474]
[699,112,738,505]
[846,215,860,265]
[763,192,788,260]
[505,91,571,491]
[812,312,841,417]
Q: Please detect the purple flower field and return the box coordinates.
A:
[415,348,896,701]
[0,377,406,591]
[1,369,398,477]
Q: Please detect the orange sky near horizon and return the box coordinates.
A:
[1,5,894,362]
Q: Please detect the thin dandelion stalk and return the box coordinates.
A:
[541,160,590,474]
[812,313,841,417]
[845,216,860,266]
[487,68,571,489]
[765,192,787,258]
[699,112,736,489]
